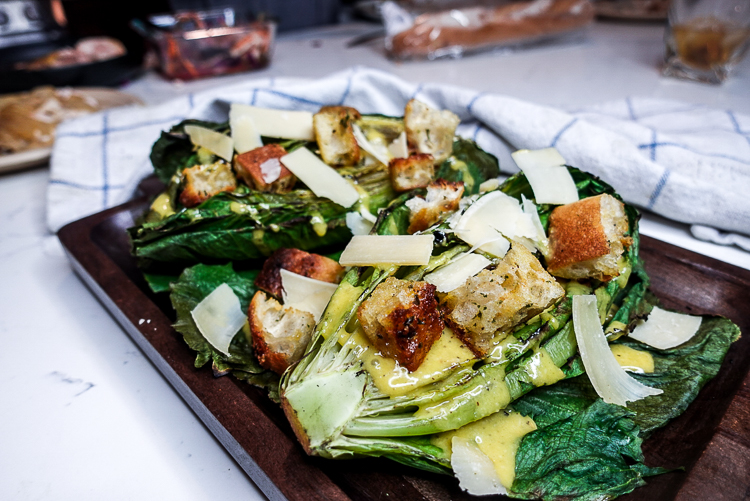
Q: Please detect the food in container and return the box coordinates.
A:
[132,9,275,81]
[382,0,595,60]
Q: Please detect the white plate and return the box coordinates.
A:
[0,148,52,174]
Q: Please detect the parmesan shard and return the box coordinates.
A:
[629,307,702,350]
[511,148,578,205]
[280,269,340,322]
[572,295,663,407]
[339,235,435,266]
[451,437,507,496]
[191,283,247,356]
[184,124,234,162]
[424,253,491,293]
[230,103,314,141]
[229,108,262,153]
[352,123,391,165]
[280,147,360,208]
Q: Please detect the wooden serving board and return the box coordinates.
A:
[58,184,750,501]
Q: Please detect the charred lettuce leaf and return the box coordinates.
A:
[150,119,229,184]
[509,314,739,500]
[169,263,279,398]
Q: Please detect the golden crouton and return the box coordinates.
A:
[404,99,460,164]
[234,144,296,193]
[248,291,316,374]
[313,105,361,166]
[389,153,435,192]
[255,248,345,298]
[441,244,565,357]
[546,194,631,281]
[357,277,444,372]
[405,179,465,233]
[179,160,237,208]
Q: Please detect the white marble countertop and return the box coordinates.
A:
[2,20,749,500]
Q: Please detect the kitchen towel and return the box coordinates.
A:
[48,67,750,250]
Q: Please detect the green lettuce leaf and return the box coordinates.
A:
[170,263,279,397]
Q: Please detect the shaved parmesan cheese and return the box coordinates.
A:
[191,283,246,356]
[260,158,282,183]
[352,124,391,165]
[345,212,374,236]
[280,148,360,208]
[511,148,578,205]
[230,103,314,141]
[280,269,339,322]
[629,307,702,350]
[388,131,409,159]
[479,178,500,193]
[339,235,434,266]
[451,437,507,496]
[523,166,579,205]
[229,108,262,153]
[511,147,566,170]
[424,253,491,293]
[572,295,663,407]
[452,191,543,258]
[184,125,234,162]
[522,195,549,253]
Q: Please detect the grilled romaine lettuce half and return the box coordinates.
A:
[130,114,498,268]
[278,168,739,499]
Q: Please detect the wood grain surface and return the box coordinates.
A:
[58,193,750,501]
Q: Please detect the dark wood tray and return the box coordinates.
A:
[58,184,750,501]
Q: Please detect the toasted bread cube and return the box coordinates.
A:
[357,277,444,372]
[179,161,237,208]
[313,105,361,166]
[442,244,564,357]
[546,194,631,281]
[389,153,435,192]
[249,291,315,374]
[404,99,460,164]
[234,144,296,193]
[405,179,464,233]
[255,248,345,298]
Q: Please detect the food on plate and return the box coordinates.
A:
[14,37,127,71]
[129,99,740,500]
[0,86,141,155]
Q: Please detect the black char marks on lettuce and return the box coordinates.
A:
[170,262,280,397]
[509,314,739,500]
[130,190,352,266]
[150,119,229,184]
[435,138,500,195]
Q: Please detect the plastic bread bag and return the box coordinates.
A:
[382,0,595,60]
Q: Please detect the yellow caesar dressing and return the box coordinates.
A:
[610,344,654,374]
[522,347,566,387]
[150,192,175,218]
[432,410,537,490]
[319,282,476,397]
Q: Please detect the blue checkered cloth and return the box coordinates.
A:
[48,67,750,250]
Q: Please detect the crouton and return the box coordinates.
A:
[255,248,345,298]
[404,99,460,164]
[546,194,631,281]
[313,105,361,166]
[248,291,316,374]
[357,277,444,372]
[389,153,435,192]
[441,243,565,357]
[234,144,296,193]
[179,160,237,208]
[405,179,465,233]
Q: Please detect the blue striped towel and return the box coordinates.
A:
[48,67,750,250]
